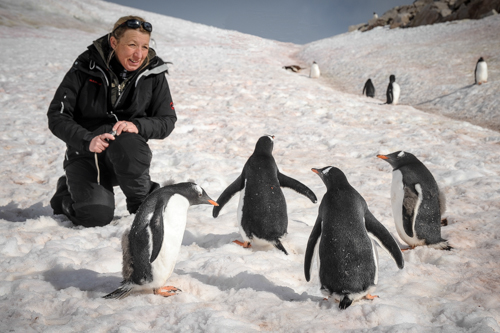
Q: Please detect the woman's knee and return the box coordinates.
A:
[106,133,152,175]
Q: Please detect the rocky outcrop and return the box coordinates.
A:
[348,0,500,32]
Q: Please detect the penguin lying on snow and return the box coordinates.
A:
[213,135,317,255]
[283,65,303,72]
[386,74,400,104]
[363,78,375,98]
[104,182,218,299]
[377,151,451,250]
[305,167,404,310]
[474,57,488,85]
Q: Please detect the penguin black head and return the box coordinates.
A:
[478,57,484,63]
[389,74,396,83]
[377,151,421,170]
[311,166,349,188]
[254,135,275,155]
[174,182,219,207]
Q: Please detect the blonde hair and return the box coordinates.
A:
[112,15,151,40]
[108,15,152,69]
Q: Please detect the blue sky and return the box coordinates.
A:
[104,0,410,44]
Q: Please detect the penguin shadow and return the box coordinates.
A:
[0,201,54,223]
[417,84,475,106]
[43,265,121,296]
[182,230,240,249]
[176,270,323,302]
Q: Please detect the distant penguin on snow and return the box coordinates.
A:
[386,74,400,104]
[104,182,218,299]
[305,166,404,310]
[377,151,451,250]
[310,61,320,78]
[363,78,375,98]
[213,135,317,255]
[475,57,488,85]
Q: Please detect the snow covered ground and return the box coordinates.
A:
[0,0,499,331]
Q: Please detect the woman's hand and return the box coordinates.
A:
[89,133,115,153]
[113,121,138,135]
[89,121,138,153]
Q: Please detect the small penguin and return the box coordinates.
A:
[377,151,451,250]
[310,61,320,78]
[373,12,378,19]
[213,135,317,255]
[283,65,303,72]
[363,78,375,98]
[386,74,400,104]
[104,182,218,299]
[474,57,488,85]
[305,167,404,310]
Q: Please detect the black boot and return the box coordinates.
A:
[50,176,71,215]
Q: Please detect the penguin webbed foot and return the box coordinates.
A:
[233,240,252,248]
[154,286,182,297]
[365,294,379,300]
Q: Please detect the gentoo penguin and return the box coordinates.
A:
[212,135,317,255]
[310,61,320,78]
[305,167,404,310]
[474,57,488,85]
[363,78,375,98]
[386,74,400,104]
[283,65,303,72]
[377,151,451,250]
[104,182,218,299]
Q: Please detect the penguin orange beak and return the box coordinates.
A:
[377,154,388,160]
[209,200,219,206]
[311,168,320,174]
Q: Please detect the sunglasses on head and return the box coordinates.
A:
[112,19,153,35]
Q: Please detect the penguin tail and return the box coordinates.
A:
[274,240,288,255]
[429,240,453,251]
[103,282,134,300]
[339,295,353,310]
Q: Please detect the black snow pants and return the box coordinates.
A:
[50,133,155,227]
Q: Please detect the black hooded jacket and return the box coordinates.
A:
[47,34,176,167]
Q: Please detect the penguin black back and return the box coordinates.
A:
[363,78,375,98]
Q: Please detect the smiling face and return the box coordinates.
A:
[110,29,150,71]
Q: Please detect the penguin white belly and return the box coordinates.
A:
[392,82,400,104]
[476,62,488,84]
[149,194,189,288]
[310,64,320,78]
[237,180,248,241]
[391,171,424,247]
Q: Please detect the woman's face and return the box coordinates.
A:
[110,29,150,71]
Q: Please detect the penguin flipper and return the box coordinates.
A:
[402,186,419,238]
[278,172,317,203]
[213,175,245,218]
[365,210,404,269]
[150,203,165,263]
[304,216,322,281]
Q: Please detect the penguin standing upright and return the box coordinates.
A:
[377,151,451,250]
[213,135,317,255]
[310,61,320,78]
[475,57,488,85]
[305,167,404,310]
[363,78,376,98]
[104,182,218,299]
[386,74,400,104]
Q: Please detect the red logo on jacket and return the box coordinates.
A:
[89,79,102,86]
[170,102,175,110]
